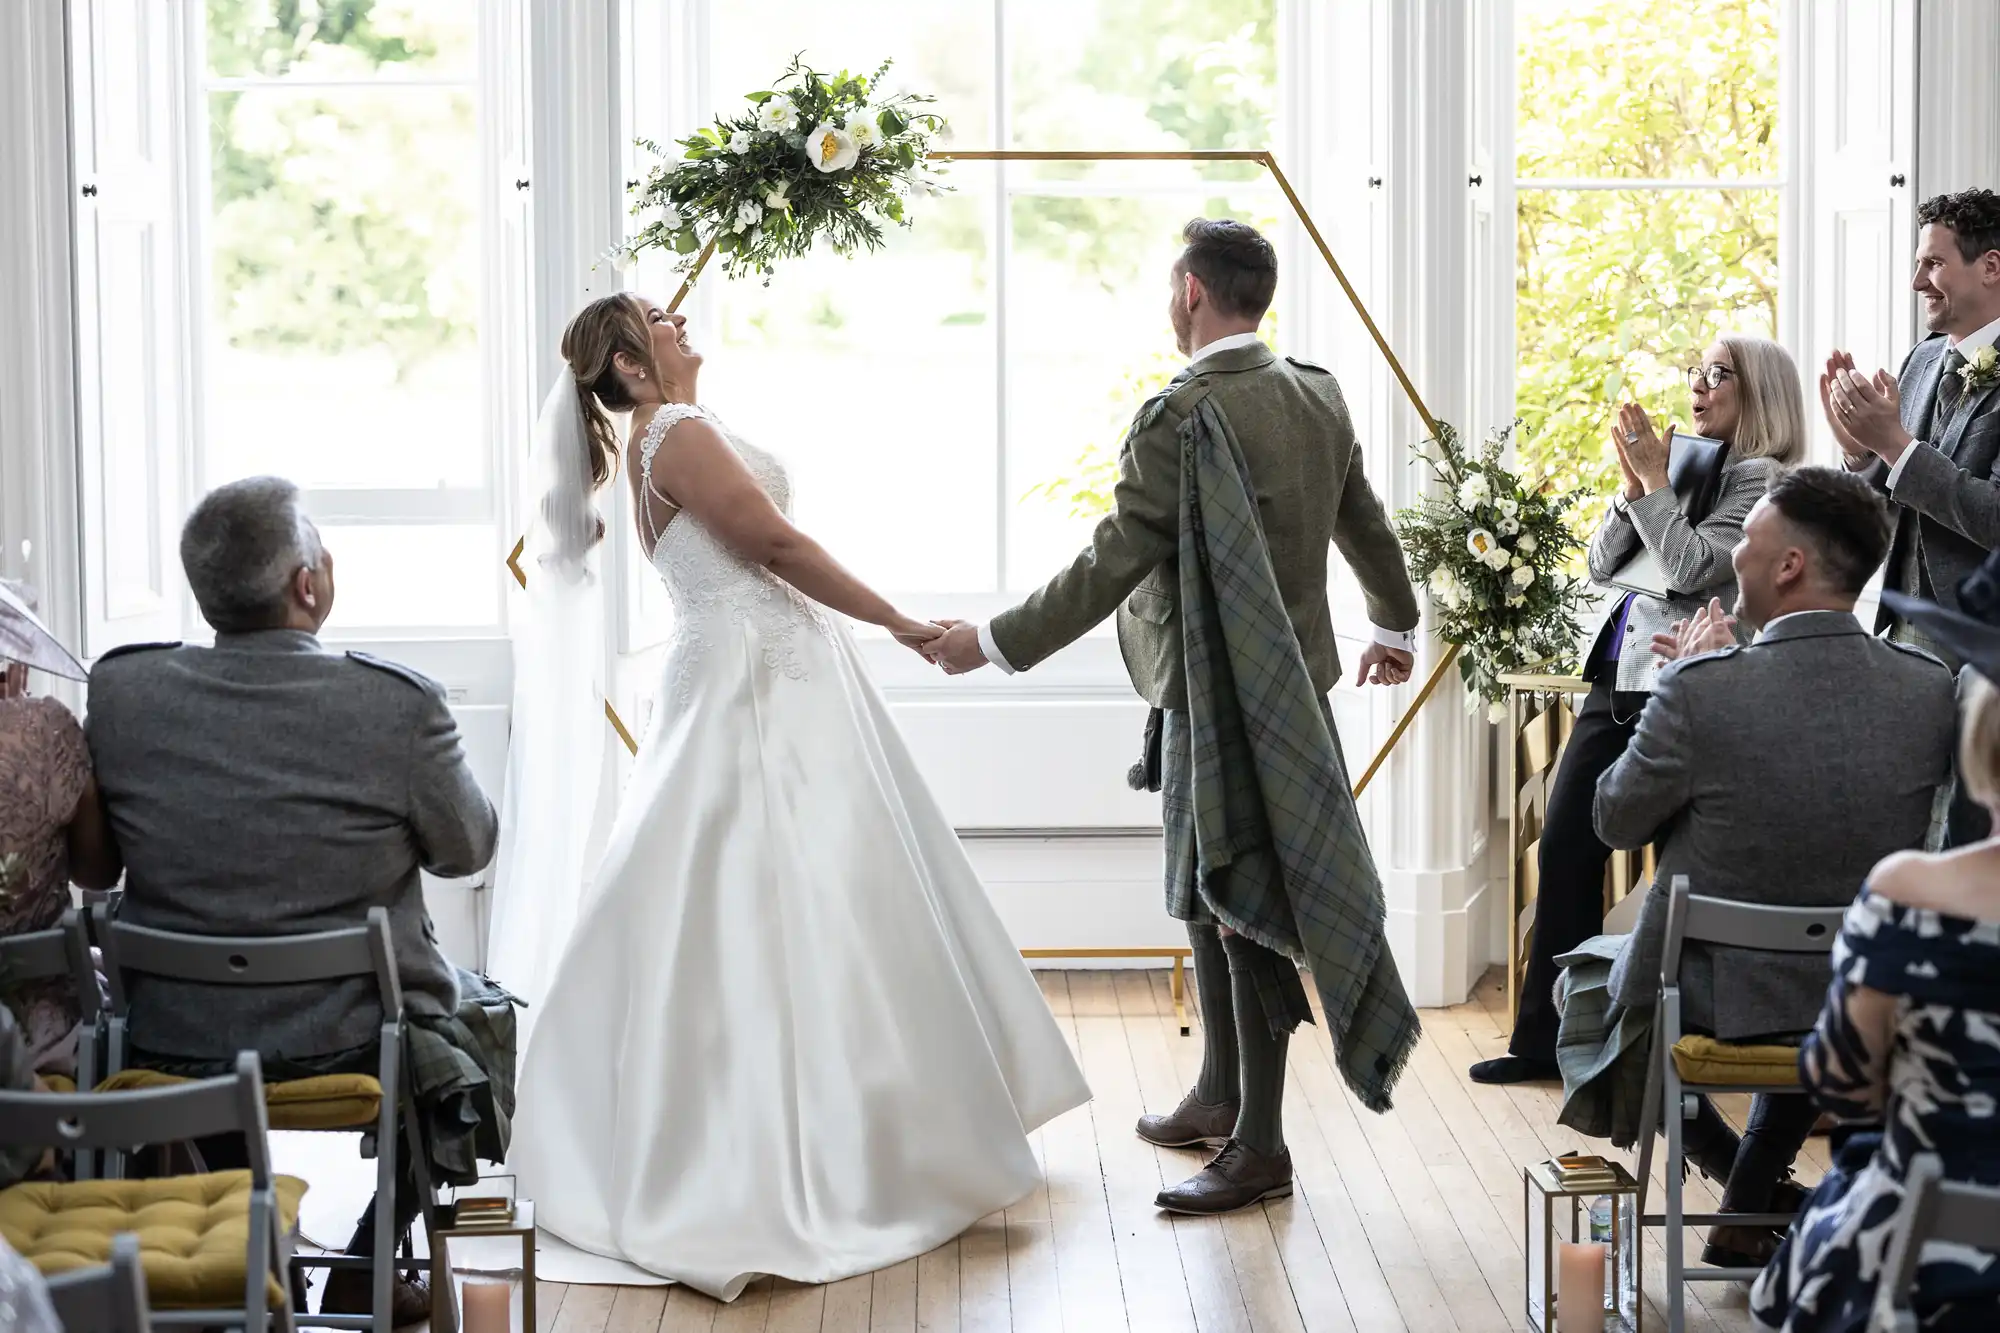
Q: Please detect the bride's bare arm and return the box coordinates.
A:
[646,416,935,641]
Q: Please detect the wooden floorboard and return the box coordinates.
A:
[444,968,1784,1332]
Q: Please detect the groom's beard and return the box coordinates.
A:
[1170,302,1193,356]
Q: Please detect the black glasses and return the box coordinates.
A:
[1686,364,1735,391]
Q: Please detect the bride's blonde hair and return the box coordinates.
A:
[560,294,661,490]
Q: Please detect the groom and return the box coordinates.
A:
[931,219,1421,1214]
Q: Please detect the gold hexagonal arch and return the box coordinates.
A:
[507,148,1460,797]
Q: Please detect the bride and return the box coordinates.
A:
[500,292,1092,1300]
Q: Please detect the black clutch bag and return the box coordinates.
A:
[1666,430,1731,525]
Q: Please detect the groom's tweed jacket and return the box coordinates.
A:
[989,342,1418,709]
[1164,398,1419,1112]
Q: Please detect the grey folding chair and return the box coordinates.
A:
[0,1053,292,1331]
[93,906,436,1333]
[0,910,105,1176]
[45,1231,151,1332]
[1633,875,1845,1331]
[1870,1153,2000,1332]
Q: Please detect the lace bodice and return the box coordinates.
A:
[639,405,832,701]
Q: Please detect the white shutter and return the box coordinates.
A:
[71,0,187,655]
[1803,0,1917,463]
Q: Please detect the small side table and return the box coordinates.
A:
[430,1197,536,1333]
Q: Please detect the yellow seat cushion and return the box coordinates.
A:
[97,1070,383,1130]
[1671,1034,1802,1087]
[0,1170,306,1308]
[38,1076,75,1094]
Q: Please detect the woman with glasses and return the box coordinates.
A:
[1472,334,1807,1085]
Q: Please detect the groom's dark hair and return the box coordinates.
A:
[1177,218,1278,320]
[1917,188,2000,263]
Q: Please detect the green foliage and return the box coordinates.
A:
[1394,422,1591,705]
[619,57,950,284]
[205,0,476,371]
[1514,0,1779,504]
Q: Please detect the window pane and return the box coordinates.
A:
[708,1,995,147]
[1006,188,1283,590]
[203,86,484,491]
[1517,0,1779,180]
[1008,0,1276,157]
[1514,187,1778,498]
[692,171,1000,596]
[206,0,476,81]
[317,524,499,630]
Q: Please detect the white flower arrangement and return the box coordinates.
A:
[1959,343,2000,394]
[1395,420,1590,714]
[611,57,950,283]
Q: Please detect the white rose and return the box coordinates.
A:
[1518,532,1538,555]
[756,97,799,133]
[1512,565,1536,589]
[1488,701,1510,725]
[764,181,791,211]
[1427,568,1459,610]
[1486,547,1513,571]
[1458,474,1491,508]
[1466,528,1498,563]
[805,122,860,173]
[1499,628,1514,642]
[848,115,882,151]
[728,129,753,155]
[732,199,762,233]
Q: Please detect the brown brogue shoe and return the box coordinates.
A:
[1135,1090,1239,1149]
[1154,1139,1294,1215]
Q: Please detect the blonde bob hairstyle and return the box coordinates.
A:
[1712,333,1806,466]
[1960,672,2000,810]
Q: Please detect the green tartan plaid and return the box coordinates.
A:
[1166,397,1420,1112]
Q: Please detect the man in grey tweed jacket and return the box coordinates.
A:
[931,220,1419,1214]
[86,476,495,1322]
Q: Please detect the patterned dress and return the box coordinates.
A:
[1750,886,2000,1331]
[0,697,89,1073]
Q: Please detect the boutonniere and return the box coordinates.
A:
[1959,343,2000,394]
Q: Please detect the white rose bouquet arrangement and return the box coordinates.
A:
[1394,420,1589,718]
[611,56,950,283]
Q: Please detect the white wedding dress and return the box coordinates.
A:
[508,405,1092,1301]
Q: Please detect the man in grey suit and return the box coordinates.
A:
[87,476,497,1322]
[1825,188,2000,844]
[930,220,1420,1212]
[1594,466,1956,1266]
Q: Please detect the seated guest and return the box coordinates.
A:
[1751,567,2000,1330]
[1476,333,1805,1084]
[1557,467,1956,1268]
[85,477,501,1323]
[0,579,121,1074]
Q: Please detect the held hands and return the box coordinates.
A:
[890,616,946,657]
[1651,596,1737,663]
[1609,403,1671,500]
[1821,350,1910,465]
[925,620,989,675]
[1355,642,1414,686]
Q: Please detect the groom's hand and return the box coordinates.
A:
[1355,643,1413,686]
[931,621,990,675]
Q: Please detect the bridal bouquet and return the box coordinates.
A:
[612,56,951,282]
[1395,420,1590,718]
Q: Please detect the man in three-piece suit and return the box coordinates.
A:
[1594,466,1956,1267]
[87,476,497,1323]
[929,219,1420,1214]
[1825,187,2000,844]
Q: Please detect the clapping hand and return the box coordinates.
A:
[1822,351,1911,465]
[1610,403,1671,499]
[1651,596,1737,662]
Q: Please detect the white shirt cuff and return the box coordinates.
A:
[1371,624,1417,653]
[1885,442,1923,491]
[976,622,1017,674]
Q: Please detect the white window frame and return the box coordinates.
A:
[171,1,529,645]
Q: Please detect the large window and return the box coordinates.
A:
[1513,0,1782,503]
[666,0,1283,602]
[194,0,505,633]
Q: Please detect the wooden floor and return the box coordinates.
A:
[525,967,1811,1333]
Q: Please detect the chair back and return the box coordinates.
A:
[1660,874,1846,986]
[45,1232,150,1333]
[0,1051,271,1180]
[93,905,401,1016]
[0,910,101,1089]
[1871,1154,2000,1332]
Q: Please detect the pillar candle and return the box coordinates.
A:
[1556,1241,1606,1333]
[462,1278,514,1333]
